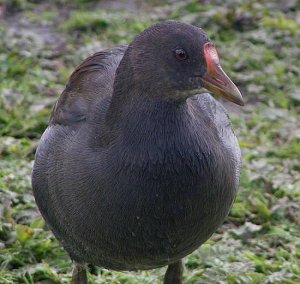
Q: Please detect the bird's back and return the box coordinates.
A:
[50,46,127,126]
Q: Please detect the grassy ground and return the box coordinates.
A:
[0,0,299,283]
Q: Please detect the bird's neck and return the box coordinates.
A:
[105,86,216,160]
[106,70,193,134]
[106,51,186,129]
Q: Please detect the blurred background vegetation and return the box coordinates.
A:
[0,0,299,283]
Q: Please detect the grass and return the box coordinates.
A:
[0,0,300,283]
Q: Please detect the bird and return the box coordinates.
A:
[32,21,244,284]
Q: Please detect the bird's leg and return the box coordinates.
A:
[163,260,184,284]
[71,262,87,284]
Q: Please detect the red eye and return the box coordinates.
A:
[174,48,188,61]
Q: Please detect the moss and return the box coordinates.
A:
[63,11,110,33]
[261,16,299,35]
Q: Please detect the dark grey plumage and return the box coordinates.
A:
[32,21,242,282]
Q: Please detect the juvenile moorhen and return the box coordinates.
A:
[32,21,244,284]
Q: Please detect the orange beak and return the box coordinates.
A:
[201,42,244,106]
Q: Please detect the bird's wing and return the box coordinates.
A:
[50,45,127,126]
[32,46,127,256]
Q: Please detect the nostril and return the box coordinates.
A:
[213,77,225,86]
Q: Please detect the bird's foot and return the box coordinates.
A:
[164,260,183,284]
[71,262,87,284]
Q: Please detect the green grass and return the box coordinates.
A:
[0,0,300,283]
[62,11,110,33]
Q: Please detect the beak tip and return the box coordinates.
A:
[230,86,244,106]
[235,91,245,106]
[236,97,245,106]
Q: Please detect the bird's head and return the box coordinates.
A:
[122,21,244,106]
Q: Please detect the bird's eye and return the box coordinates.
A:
[174,48,188,61]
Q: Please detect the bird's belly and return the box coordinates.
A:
[62,176,236,271]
